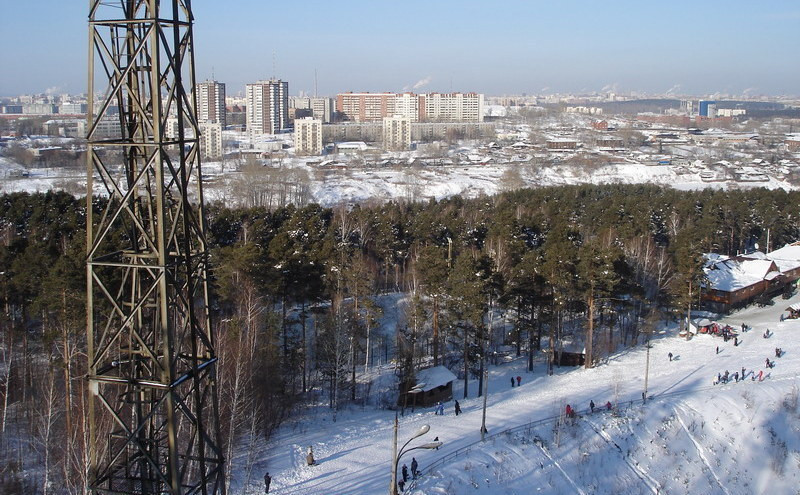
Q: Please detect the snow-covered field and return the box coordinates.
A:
[241,294,800,495]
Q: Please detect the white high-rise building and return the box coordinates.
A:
[197,80,226,126]
[246,80,289,135]
[382,115,411,151]
[393,93,419,122]
[199,122,223,159]
[294,117,322,155]
[419,93,483,122]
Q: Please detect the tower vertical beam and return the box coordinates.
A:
[86,1,224,493]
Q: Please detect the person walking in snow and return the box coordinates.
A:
[668,352,673,362]
[516,376,521,386]
[590,400,595,413]
[411,457,419,479]
[306,446,315,466]
[398,480,405,492]
[742,367,746,379]
[438,402,445,415]
[454,400,461,416]
[605,401,613,410]
[734,372,739,383]
[716,346,719,355]
[264,472,271,494]
[511,377,515,387]
[434,401,441,415]
[734,337,738,346]
[402,464,409,483]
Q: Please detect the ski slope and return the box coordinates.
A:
[236,294,800,495]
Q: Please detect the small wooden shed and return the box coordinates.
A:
[398,366,457,409]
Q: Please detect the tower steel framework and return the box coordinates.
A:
[86,1,224,493]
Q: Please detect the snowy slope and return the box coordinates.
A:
[239,293,800,495]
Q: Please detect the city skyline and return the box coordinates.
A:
[1,0,799,98]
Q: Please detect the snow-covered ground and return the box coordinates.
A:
[2,126,797,206]
[241,294,800,495]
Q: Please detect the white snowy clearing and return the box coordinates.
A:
[237,294,800,495]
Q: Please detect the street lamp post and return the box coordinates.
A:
[390,414,442,495]
[480,367,489,441]
[643,336,652,404]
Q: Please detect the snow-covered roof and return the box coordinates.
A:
[767,243,800,274]
[414,366,457,392]
[705,257,778,292]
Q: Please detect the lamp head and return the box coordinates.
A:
[412,424,430,439]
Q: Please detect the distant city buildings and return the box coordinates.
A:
[294,117,322,155]
[382,115,411,150]
[699,100,717,118]
[336,92,483,123]
[290,97,334,123]
[246,79,289,135]
[565,106,603,115]
[197,80,226,126]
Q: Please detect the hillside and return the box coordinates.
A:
[240,293,800,495]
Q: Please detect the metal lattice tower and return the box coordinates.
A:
[86,1,224,493]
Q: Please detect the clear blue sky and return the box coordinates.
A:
[1,0,798,97]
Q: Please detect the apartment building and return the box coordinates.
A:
[382,115,411,151]
[199,122,223,159]
[336,92,395,122]
[246,79,289,135]
[290,96,334,123]
[197,80,226,126]
[419,92,484,122]
[294,117,322,155]
[336,91,483,122]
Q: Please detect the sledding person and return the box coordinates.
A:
[668,352,673,362]
[433,437,440,450]
[590,400,595,413]
[402,464,409,483]
[454,400,462,416]
[411,457,419,479]
[565,404,574,418]
[264,472,271,494]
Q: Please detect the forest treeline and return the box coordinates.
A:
[1,184,798,493]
